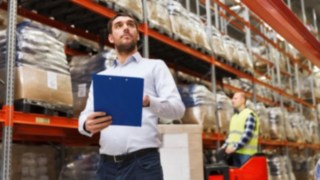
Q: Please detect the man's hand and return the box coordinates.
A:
[85,112,112,135]
[225,146,236,154]
[143,95,150,107]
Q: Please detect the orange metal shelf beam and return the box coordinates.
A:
[13,111,78,129]
[242,0,320,67]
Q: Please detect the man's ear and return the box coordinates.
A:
[108,34,114,44]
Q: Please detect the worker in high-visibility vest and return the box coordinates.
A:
[222,92,260,167]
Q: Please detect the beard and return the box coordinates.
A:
[115,39,136,54]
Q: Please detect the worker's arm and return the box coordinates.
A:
[147,60,185,120]
[233,114,256,150]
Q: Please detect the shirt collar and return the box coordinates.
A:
[113,52,142,67]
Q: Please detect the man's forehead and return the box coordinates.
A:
[113,16,134,24]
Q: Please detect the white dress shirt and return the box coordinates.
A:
[78,52,185,155]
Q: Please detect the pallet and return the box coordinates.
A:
[14,99,73,118]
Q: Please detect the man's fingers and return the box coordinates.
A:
[87,112,106,120]
[89,120,112,133]
[94,116,112,124]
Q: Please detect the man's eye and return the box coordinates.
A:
[128,22,135,28]
[114,23,122,28]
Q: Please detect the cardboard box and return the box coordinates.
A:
[158,125,204,180]
[0,66,73,107]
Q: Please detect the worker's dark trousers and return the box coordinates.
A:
[97,151,163,180]
[233,153,251,167]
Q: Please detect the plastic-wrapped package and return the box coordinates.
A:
[179,84,217,132]
[211,27,225,57]
[59,147,99,180]
[236,42,253,73]
[9,144,57,180]
[222,35,236,63]
[291,153,309,180]
[279,53,287,73]
[70,51,108,117]
[284,111,296,142]
[100,0,142,21]
[288,113,306,143]
[312,159,320,180]
[168,1,193,44]
[305,120,318,144]
[268,107,285,140]
[147,0,172,35]
[255,103,270,139]
[297,76,312,99]
[267,154,296,180]
[0,21,69,75]
[314,70,320,99]
[216,92,233,134]
[252,45,268,74]
[188,13,210,52]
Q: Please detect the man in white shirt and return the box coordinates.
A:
[78,13,185,180]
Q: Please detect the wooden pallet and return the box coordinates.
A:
[14,99,73,118]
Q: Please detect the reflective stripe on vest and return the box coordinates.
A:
[226,108,260,155]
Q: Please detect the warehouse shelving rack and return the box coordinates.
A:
[0,0,320,178]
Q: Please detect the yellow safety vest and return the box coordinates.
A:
[226,108,259,155]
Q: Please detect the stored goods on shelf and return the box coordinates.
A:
[255,103,270,139]
[9,144,57,180]
[188,13,210,52]
[235,41,253,73]
[0,21,72,112]
[266,154,296,180]
[287,114,301,143]
[268,107,285,140]
[179,84,217,132]
[147,0,172,36]
[70,51,108,117]
[211,27,225,58]
[216,92,233,134]
[99,0,143,21]
[168,1,194,45]
[0,66,73,108]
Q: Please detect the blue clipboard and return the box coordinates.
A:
[92,74,144,126]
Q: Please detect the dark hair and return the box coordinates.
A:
[107,13,138,34]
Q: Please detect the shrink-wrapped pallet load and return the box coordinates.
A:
[211,27,225,58]
[70,50,110,117]
[268,107,285,140]
[179,84,217,132]
[255,103,270,139]
[0,21,72,114]
[236,42,253,73]
[147,0,172,35]
[188,13,210,52]
[216,92,233,134]
[168,1,193,44]
[99,0,143,21]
